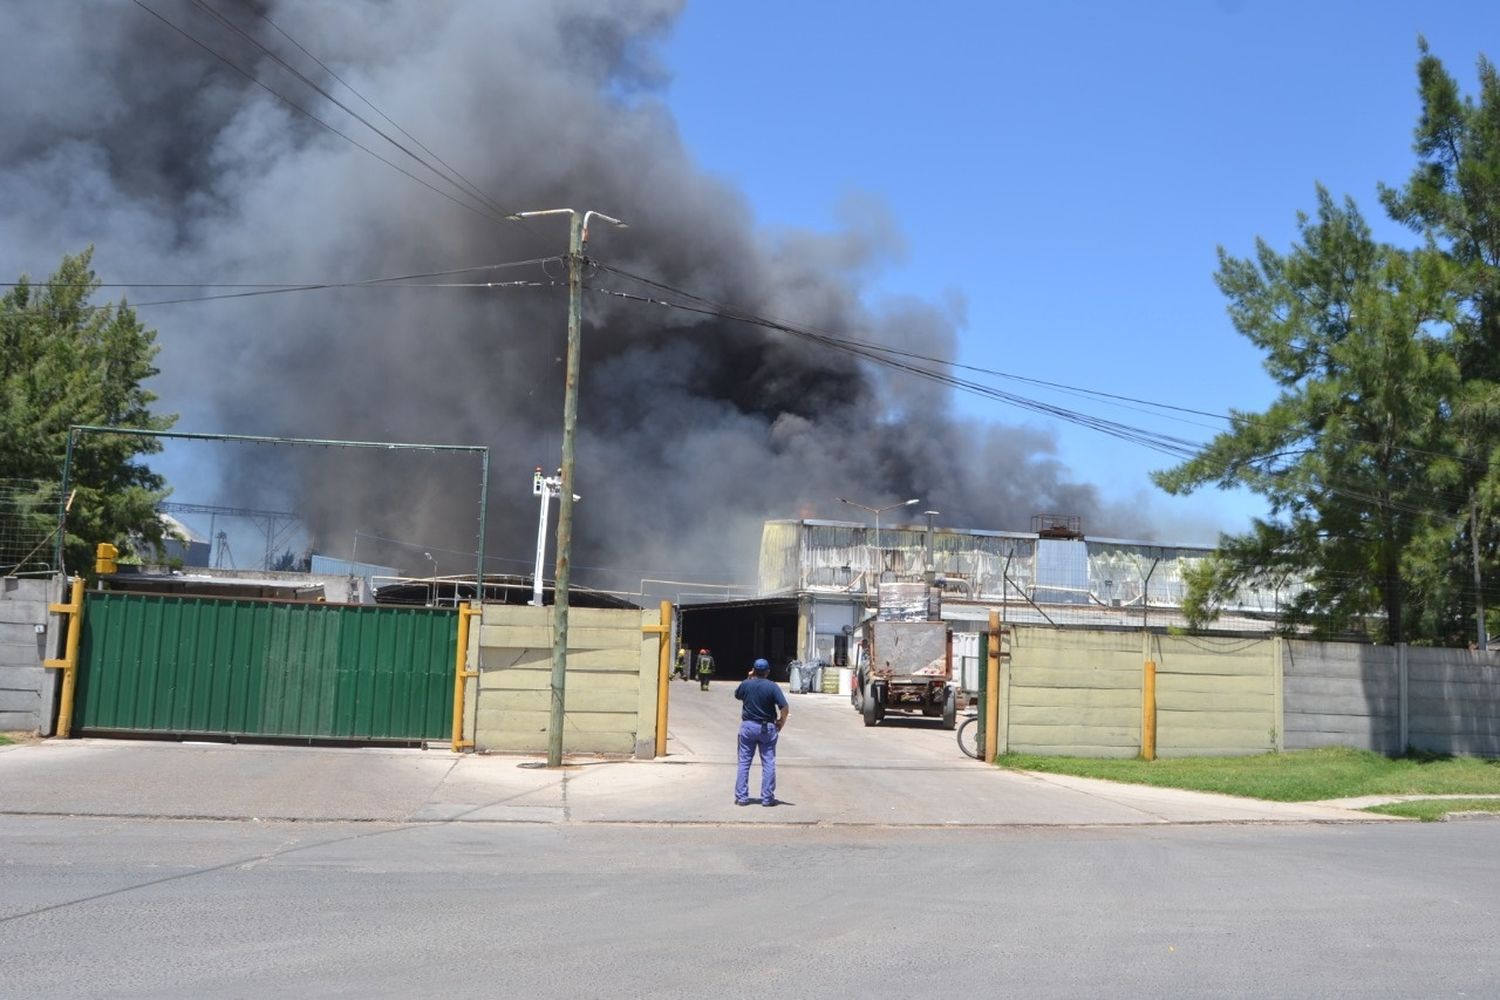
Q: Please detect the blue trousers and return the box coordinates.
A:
[736,720,779,804]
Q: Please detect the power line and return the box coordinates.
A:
[1,258,557,293]
[129,279,560,307]
[129,0,514,229]
[184,0,517,224]
[584,262,1484,526]
[584,268,1206,458]
[255,10,512,226]
[8,258,562,308]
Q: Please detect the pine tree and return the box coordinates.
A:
[1153,191,1459,643]
[0,248,177,572]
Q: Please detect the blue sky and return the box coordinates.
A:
[659,0,1493,542]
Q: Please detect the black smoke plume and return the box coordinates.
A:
[0,0,1152,587]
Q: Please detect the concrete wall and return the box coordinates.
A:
[469,605,658,757]
[1004,626,1276,759]
[1006,626,1142,757]
[0,576,63,735]
[1153,633,1278,757]
[1282,641,1401,754]
[1407,647,1500,758]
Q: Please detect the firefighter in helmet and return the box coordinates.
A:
[673,647,688,681]
[696,647,716,690]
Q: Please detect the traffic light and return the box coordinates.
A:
[95,542,118,575]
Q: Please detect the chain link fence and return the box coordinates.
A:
[0,478,62,576]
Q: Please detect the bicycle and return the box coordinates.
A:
[957,713,982,760]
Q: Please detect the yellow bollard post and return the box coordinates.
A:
[43,576,86,738]
[654,601,671,757]
[451,603,480,752]
[636,599,672,755]
[1142,660,1157,761]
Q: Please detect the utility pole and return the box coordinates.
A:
[508,208,626,768]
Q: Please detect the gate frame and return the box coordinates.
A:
[55,425,490,579]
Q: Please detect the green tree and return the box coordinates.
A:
[1380,41,1500,381]
[1379,43,1500,644]
[1153,191,1459,644]
[0,248,176,572]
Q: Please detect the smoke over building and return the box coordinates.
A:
[0,0,1153,587]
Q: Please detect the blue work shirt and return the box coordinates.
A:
[734,676,788,723]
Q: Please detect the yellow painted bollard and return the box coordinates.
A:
[1142,660,1157,761]
[451,603,480,752]
[43,576,86,738]
[637,601,673,757]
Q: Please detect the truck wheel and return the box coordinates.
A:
[862,684,881,727]
[941,689,957,730]
[852,679,863,712]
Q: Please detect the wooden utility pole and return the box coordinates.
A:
[508,208,626,767]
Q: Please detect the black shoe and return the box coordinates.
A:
[735,799,753,806]
[761,798,782,807]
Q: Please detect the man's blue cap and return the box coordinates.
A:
[752,658,770,672]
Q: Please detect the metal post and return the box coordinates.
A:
[476,448,490,598]
[54,428,78,571]
[1473,500,1487,652]
[532,471,553,607]
[923,509,939,578]
[1142,556,1160,761]
[837,497,920,596]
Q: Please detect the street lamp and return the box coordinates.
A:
[837,497,921,586]
[506,207,627,768]
[423,551,438,606]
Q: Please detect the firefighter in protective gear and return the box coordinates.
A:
[673,647,688,681]
[697,648,715,690]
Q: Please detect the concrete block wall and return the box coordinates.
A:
[1407,647,1500,758]
[0,576,63,735]
[1153,633,1278,757]
[1282,641,1401,754]
[469,605,659,757]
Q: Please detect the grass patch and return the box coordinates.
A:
[0,733,14,746]
[1364,799,1500,822]
[996,746,1500,802]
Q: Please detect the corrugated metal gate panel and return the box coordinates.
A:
[75,593,455,742]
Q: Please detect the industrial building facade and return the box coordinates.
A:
[752,517,1292,669]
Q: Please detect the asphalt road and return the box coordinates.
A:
[1,816,1496,998]
[3,682,1493,996]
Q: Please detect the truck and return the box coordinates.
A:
[851,583,957,729]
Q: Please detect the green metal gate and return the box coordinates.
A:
[74,592,456,743]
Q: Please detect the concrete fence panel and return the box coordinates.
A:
[0,575,64,735]
[1153,634,1276,757]
[1007,626,1141,757]
[473,605,658,757]
[1406,647,1500,758]
[1282,641,1400,754]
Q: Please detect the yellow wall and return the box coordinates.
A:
[1152,633,1278,757]
[1006,626,1280,758]
[471,605,659,756]
[1007,627,1142,757]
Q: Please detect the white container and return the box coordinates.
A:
[837,667,853,696]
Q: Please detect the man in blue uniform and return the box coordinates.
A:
[733,657,789,806]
